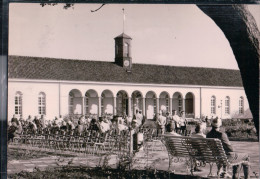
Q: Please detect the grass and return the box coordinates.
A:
[8,148,76,161]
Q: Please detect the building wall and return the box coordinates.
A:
[201,87,249,119]
[8,79,249,120]
[8,81,59,120]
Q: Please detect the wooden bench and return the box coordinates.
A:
[163,135,246,178]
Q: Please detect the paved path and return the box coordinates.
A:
[8,141,259,178]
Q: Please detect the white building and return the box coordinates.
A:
[8,33,249,120]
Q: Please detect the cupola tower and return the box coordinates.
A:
[114,33,132,72]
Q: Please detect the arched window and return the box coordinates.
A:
[239,96,244,114]
[165,94,169,112]
[69,92,74,115]
[124,43,129,57]
[15,91,22,115]
[153,95,157,115]
[101,93,105,115]
[38,92,46,115]
[178,95,182,112]
[225,96,230,114]
[84,93,90,115]
[211,96,216,114]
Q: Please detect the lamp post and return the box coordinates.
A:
[218,100,223,118]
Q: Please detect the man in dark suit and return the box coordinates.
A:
[207,117,250,179]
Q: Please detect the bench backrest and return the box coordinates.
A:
[163,135,229,165]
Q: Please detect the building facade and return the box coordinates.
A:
[8,33,249,120]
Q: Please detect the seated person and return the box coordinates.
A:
[67,120,75,135]
[28,120,38,135]
[166,121,181,136]
[98,117,110,133]
[11,115,19,126]
[117,117,128,132]
[60,121,68,134]
[89,118,99,131]
[191,122,207,172]
[51,120,60,134]
[207,117,250,179]
[191,122,206,138]
[8,121,22,142]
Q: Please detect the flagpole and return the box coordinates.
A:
[122,8,125,33]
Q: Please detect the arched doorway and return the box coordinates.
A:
[85,89,98,116]
[116,90,128,116]
[145,91,157,119]
[172,92,183,114]
[185,92,194,118]
[159,91,170,115]
[101,90,114,116]
[131,91,143,116]
[69,89,82,116]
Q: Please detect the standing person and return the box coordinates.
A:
[172,110,181,133]
[207,117,250,179]
[136,110,144,126]
[156,111,166,135]
[18,115,24,124]
[179,111,187,134]
[57,115,63,126]
[165,112,171,125]
[75,120,84,136]
[39,115,46,129]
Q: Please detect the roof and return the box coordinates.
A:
[8,56,243,87]
[114,33,132,39]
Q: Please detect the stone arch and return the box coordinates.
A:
[131,90,143,115]
[145,91,157,119]
[172,92,184,113]
[159,91,170,114]
[69,89,83,116]
[185,92,195,118]
[101,89,114,115]
[85,89,98,115]
[116,90,129,116]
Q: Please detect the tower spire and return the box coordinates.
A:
[122,8,125,33]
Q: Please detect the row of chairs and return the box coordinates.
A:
[11,128,191,155]
[12,129,131,156]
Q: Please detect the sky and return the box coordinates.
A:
[9,4,260,70]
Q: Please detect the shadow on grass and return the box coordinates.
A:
[8,166,207,179]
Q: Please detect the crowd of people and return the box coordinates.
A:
[8,109,250,178]
[7,109,147,142]
[156,109,188,135]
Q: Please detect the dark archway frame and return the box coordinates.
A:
[197,5,259,137]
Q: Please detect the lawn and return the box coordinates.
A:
[7,141,259,178]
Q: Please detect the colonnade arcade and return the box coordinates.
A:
[68,89,195,119]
